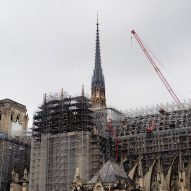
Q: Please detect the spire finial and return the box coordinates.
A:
[96,12,99,30]
[81,85,84,97]
[43,93,47,104]
[61,88,64,99]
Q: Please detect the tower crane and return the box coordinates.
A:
[131,30,181,104]
[108,118,120,161]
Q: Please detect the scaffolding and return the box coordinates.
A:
[111,100,191,175]
[30,90,191,190]
[30,92,104,191]
[0,133,30,191]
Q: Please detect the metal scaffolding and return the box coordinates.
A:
[30,89,191,190]
[107,100,191,175]
[30,92,104,191]
[0,134,30,191]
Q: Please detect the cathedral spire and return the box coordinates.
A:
[91,15,105,88]
[91,16,106,109]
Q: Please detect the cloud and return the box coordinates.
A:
[0,0,191,127]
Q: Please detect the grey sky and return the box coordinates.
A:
[1,0,191,127]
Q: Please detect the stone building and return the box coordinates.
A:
[72,160,136,191]
[0,99,30,191]
[29,18,109,191]
[0,99,28,136]
[29,18,191,191]
[29,92,104,191]
[10,168,29,191]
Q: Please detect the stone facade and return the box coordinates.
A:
[0,98,30,191]
[10,169,29,191]
[126,155,191,191]
[0,99,28,136]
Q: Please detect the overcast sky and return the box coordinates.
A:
[1,0,191,127]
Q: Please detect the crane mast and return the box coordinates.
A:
[108,118,119,161]
[131,30,181,104]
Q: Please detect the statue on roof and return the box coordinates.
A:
[11,170,16,181]
[23,168,28,181]
[72,167,83,191]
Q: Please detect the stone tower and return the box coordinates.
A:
[91,18,106,109]
[0,99,30,191]
[0,99,28,136]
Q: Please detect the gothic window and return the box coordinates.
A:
[96,90,99,97]
[11,114,22,136]
[16,115,20,122]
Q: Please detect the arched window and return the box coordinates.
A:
[11,114,22,136]
[16,115,20,122]
[95,185,102,191]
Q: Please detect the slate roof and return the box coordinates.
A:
[88,160,128,184]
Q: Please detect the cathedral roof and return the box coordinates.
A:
[91,17,105,89]
[0,98,27,110]
[88,160,128,184]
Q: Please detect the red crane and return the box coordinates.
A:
[108,118,120,161]
[146,120,155,133]
[131,30,181,104]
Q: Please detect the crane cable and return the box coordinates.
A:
[142,39,191,97]
[131,33,191,97]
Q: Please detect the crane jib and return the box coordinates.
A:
[130,30,181,104]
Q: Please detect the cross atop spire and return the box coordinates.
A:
[97,12,99,30]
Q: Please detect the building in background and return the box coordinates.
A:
[10,168,29,191]
[0,99,28,136]
[29,18,191,191]
[72,160,135,191]
[29,19,111,191]
[0,99,30,191]
[102,104,191,191]
[29,90,105,191]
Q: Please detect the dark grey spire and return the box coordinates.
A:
[91,16,105,88]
